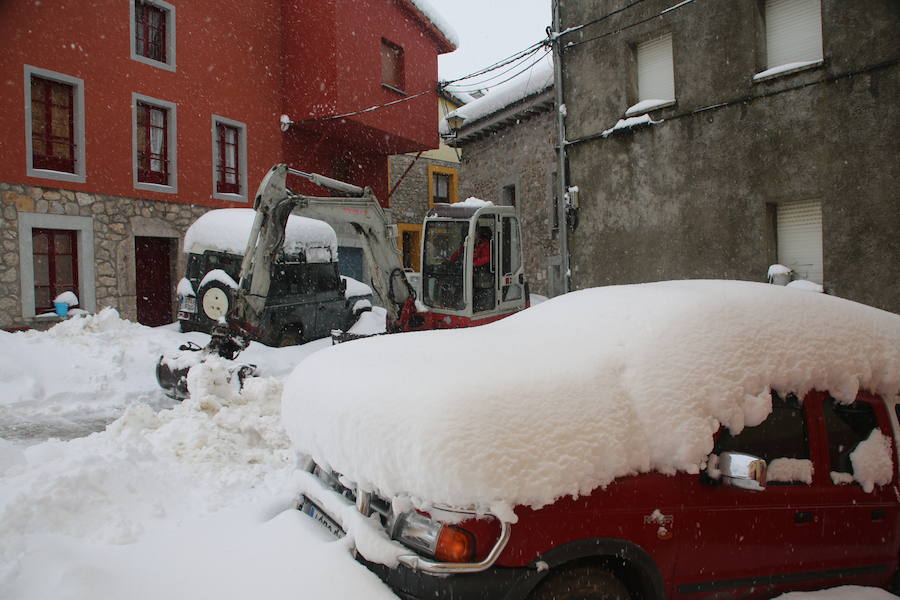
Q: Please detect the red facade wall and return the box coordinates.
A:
[0,0,451,207]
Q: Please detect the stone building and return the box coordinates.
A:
[446,55,566,298]
[0,0,455,330]
[556,0,899,312]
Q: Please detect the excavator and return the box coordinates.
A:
[156,163,529,398]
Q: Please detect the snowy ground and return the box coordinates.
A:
[0,305,895,599]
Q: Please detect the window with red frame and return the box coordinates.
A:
[215,123,240,194]
[32,229,78,312]
[134,1,167,63]
[136,102,169,185]
[30,76,75,173]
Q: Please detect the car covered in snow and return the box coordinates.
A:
[282,280,900,600]
[176,209,372,346]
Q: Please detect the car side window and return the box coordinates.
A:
[714,392,811,485]
[823,397,878,486]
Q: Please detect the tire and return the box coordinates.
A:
[198,281,233,322]
[277,326,303,347]
[529,566,631,600]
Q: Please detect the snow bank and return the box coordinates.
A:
[184,208,338,260]
[282,280,900,516]
[773,586,899,600]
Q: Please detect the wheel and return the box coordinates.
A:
[277,327,303,347]
[198,281,233,322]
[529,566,630,600]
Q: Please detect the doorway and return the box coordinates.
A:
[135,236,175,326]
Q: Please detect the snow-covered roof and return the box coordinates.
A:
[441,53,554,135]
[405,0,458,51]
[282,280,900,516]
[183,209,338,260]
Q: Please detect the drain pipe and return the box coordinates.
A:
[551,0,571,293]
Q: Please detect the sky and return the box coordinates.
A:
[436,0,552,85]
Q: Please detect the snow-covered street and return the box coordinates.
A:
[0,308,399,599]
[1,301,897,600]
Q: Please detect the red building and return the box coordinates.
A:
[0,0,455,328]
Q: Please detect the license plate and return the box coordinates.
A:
[300,496,344,539]
[180,296,197,312]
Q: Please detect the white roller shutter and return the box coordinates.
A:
[765,0,823,68]
[637,33,674,102]
[777,199,823,284]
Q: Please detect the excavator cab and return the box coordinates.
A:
[419,202,528,328]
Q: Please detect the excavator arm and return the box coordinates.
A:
[228,164,414,342]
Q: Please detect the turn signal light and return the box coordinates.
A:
[434,526,474,563]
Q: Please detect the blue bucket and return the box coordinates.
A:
[54,302,69,316]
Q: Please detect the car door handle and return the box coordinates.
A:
[794,511,815,523]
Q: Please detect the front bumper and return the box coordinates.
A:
[360,556,543,600]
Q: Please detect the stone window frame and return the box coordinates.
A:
[132,93,178,194]
[211,115,248,202]
[130,0,177,72]
[18,212,96,319]
[23,65,87,184]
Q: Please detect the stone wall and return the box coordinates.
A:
[559,0,900,313]
[0,182,208,330]
[455,108,562,297]
[387,154,458,225]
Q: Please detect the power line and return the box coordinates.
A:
[445,48,552,94]
[444,45,545,92]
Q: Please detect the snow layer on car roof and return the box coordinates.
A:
[281,280,900,516]
[183,208,338,260]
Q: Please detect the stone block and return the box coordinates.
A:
[76,192,94,206]
[43,191,61,201]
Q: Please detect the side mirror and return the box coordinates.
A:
[718,452,767,491]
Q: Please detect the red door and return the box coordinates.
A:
[135,236,174,326]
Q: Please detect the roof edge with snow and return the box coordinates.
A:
[401,0,458,53]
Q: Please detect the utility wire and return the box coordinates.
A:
[444,45,545,92]
[445,48,552,94]
[565,0,699,49]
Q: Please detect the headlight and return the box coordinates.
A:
[394,511,474,563]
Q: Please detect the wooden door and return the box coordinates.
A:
[135,236,174,326]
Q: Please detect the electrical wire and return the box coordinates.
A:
[444,48,552,94]
[564,0,700,49]
[443,45,545,92]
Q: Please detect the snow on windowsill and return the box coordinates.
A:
[753,60,823,82]
[624,98,675,117]
[601,114,660,138]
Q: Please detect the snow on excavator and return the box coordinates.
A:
[156,163,529,399]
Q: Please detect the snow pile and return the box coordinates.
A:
[342,275,373,298]
[849,429,894,493]
[787,279,824,293]
[457,196,493,207]
[200,268,239,289]
[183,208,338,261]
[442,52,553,131]
[282,280,900,517]
[0,308,183,442]
[54,290,79,306]
[773,586,899,600]
[767,458,813,484]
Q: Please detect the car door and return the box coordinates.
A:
[673,392,826,599]
[813,391,899,588]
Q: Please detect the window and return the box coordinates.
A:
[132,94,177,192]
[776,199,823,284]
[24,66,85,183]
[428,165,458,206]
[627,33,675,116]
[762,0,822,71]
[212,117,247,200]
[713,392,810,484]
[18,213,95,319]
[501,183,517,207]
[823,397,878,484]
[131,0,176,70]
[397,224,422,272]
[381,38,405,92]
[32,229,78,313]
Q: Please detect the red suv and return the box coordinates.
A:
[286,281,900,599]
